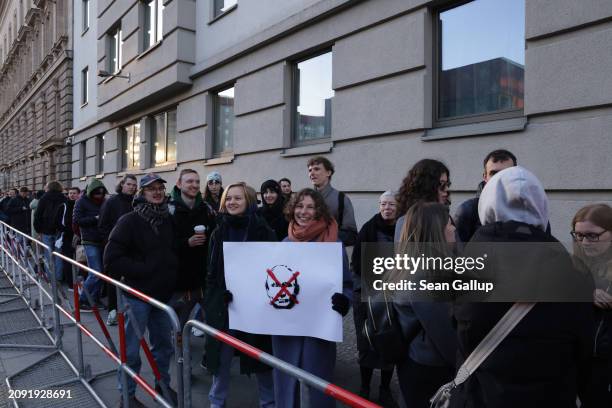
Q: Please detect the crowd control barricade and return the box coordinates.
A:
[183,320,382,408]
[53,251,183,408]
[0,222,105,407]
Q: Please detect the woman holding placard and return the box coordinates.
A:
[203,182,277,408]
[272,188,353,408]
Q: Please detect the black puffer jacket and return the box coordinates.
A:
[452,221,594,408]
[204,213,277,375]
[103,210,178,302]
[169,187,216,291]
[33,191,67,235]
[6,196,31,234]
[73,180,107,245]
[98,193,134,242]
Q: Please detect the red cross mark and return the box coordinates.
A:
[267,268,300,305]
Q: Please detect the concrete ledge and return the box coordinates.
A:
[204,155,235,165]
[423,117,527,141]
[280,142,333,158]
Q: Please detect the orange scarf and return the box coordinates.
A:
[288,219,338,242]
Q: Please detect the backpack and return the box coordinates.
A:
[337,191,345,227]
[363,291,409,364]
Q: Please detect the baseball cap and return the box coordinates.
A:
[140,173,167,188]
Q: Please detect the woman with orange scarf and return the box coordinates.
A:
[272,188,353,408]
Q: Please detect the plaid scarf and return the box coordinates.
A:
[134,199,169,235]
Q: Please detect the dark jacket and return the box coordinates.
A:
[256,204,289,241]
[59,200,75,252]
[204,213,277,375]
[6,196,31,234]
[33,191,68,235]
[352,213,397,369]
[103,210,178,302]
[454,182,485,243]
[169,187,216,291]
[98,192,134,242]
[451,221,594,408]
[73,180,107,245]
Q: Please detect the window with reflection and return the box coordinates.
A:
[123,123,141,170]
[436,0,524,125]
[152,109,177,165]
[213,0,237,18]
[144,0,164,49]
[213,87,234,155]
[82,0,90,32]
[96,135,105,174]
[293,51,334,144]
[108,26,122,73]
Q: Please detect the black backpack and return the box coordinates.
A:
[363,291,409,364]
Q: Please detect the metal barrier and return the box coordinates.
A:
[182,320,382,408]
[53,251,182,408]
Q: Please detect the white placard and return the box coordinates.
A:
[223,242,343,342]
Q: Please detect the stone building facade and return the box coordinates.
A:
[70,0,612,232]
[0,0,73,191]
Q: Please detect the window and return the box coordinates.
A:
[435,0,525,126]
[108,26,122,73]
[213,0,237,18]
[96,135,105,174]
[144,0,164,49]
[152,109,177,165]
[122,123,141,170]
[82,0,90,32]
[213,87,234,155]
[293,51,334,144]
[81,67,88,105]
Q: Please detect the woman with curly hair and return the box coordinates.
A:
[394,159,451,242]
[272,188,353,408]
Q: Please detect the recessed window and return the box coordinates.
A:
[213,87,234,156]
[96,135,105,174]
[213,0,237,18]
[108,26,122,74]
[152,109,177,166]
[293,51,334,144]
[82,0,90,32]
[81,67,88,105]
[122,123,141,170]
[144,0,164,49]
[435,0,525,126]
[79,142,86,176]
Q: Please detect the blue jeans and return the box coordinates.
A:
[41,234,63,282]
[118,296,174,396]
[79,244,103,304]
[209,330,275,408]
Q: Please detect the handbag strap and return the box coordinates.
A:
[430,302,536,406]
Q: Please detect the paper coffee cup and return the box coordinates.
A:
[194,225,206,234]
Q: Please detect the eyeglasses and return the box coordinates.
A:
[144,186,166,194]
[438,181,452,190]
[207,180,221,185]
[571,230,608,242]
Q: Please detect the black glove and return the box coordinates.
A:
[223,290,233,305]
[331,293,350,316]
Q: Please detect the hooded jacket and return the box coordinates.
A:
[169,186,216,291]
[256,179,289,241]
[452,166,593,408]
[33,190,68,235]
[73,180,108,245]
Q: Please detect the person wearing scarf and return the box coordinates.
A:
[257,179,289,241]
[103,173,179,407]
[203,182,276,408]
[272,188,353,408]
[351,191,399,406]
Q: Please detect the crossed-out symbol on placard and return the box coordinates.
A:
[266,268,300,305]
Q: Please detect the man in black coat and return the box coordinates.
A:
[7,187,32,235]
[168,169,215,328]
[34,181,68,281]
[454,149,516,243]
[104,173,178,407]
[98,174,137,325]
[59,187,81,287]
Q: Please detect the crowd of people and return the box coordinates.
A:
[0,150,610,408]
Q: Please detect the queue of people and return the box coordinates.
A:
[0,149,610,408]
